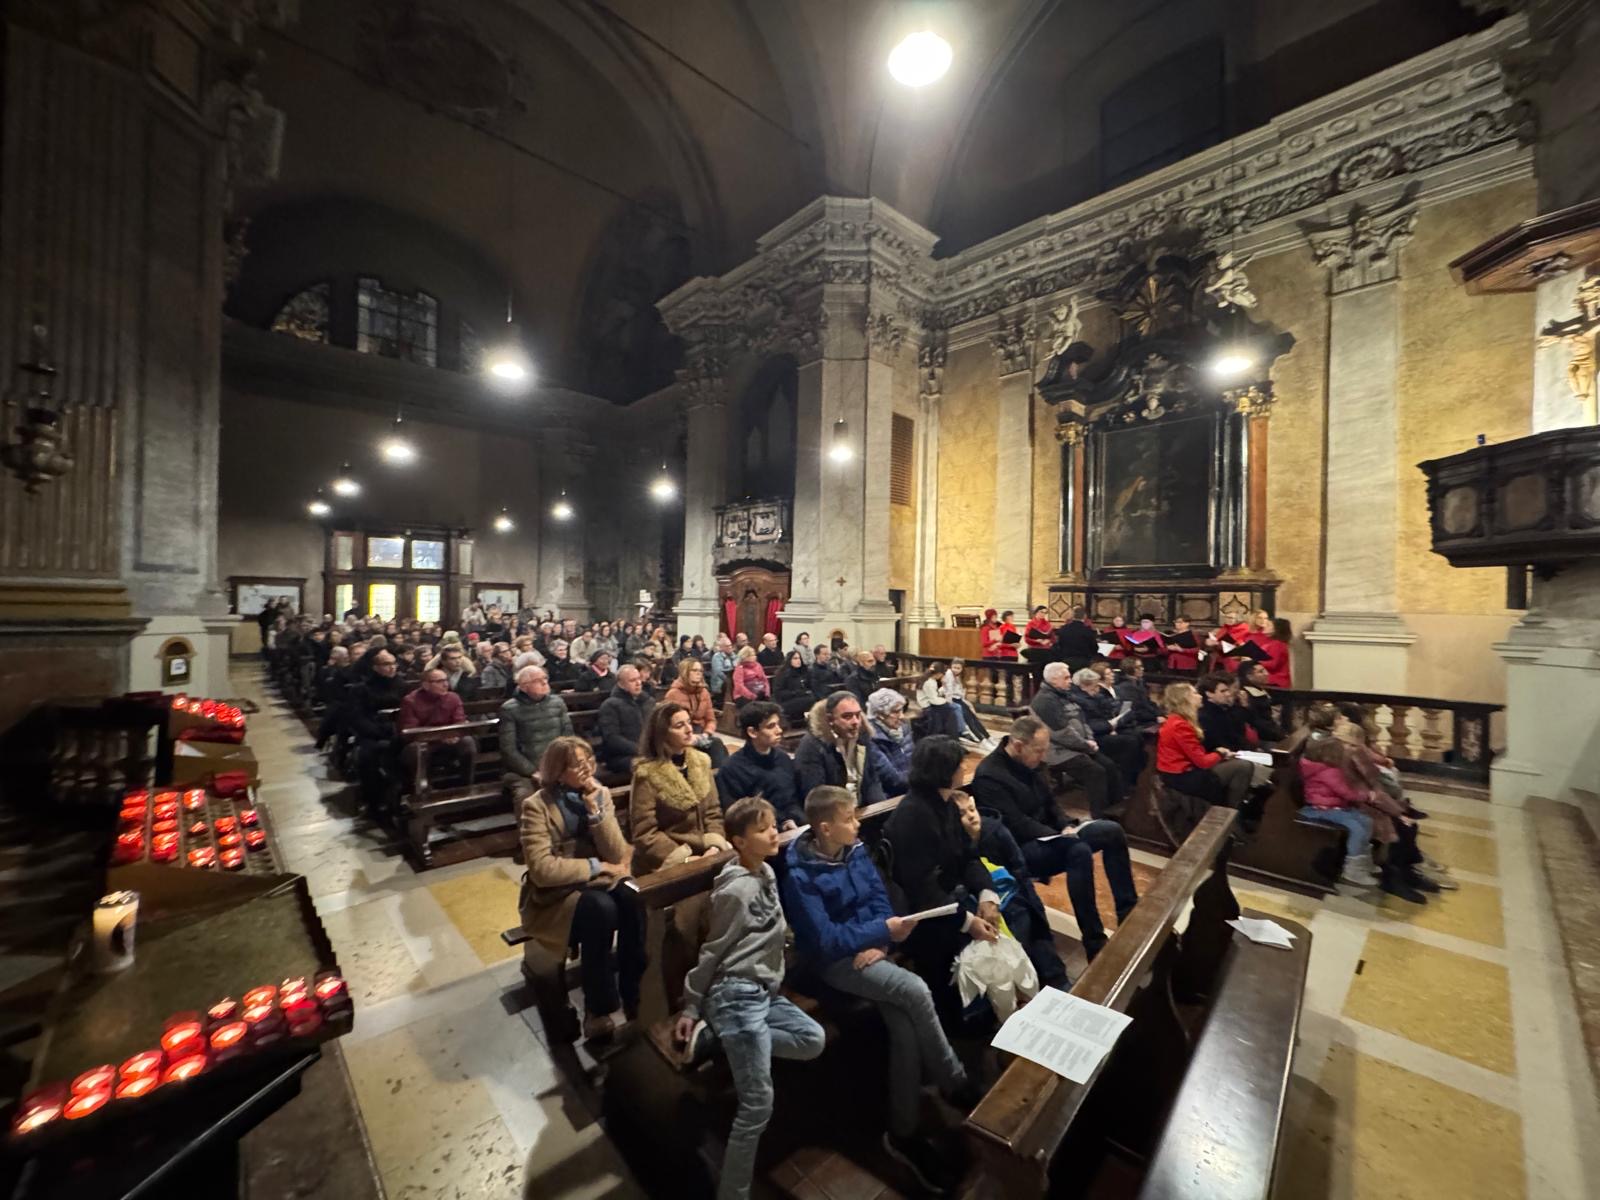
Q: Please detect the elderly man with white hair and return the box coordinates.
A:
[1028,661,1127,819]
[499,665,575,812]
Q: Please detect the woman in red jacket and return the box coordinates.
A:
[1245,611,1293,688]
[1022,605,1056,662]
[980,608,1020,660]
[979,608,1004,660]
[1156,682,1254,810]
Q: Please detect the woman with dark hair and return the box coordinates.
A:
[630,702,729,875]
[1246,610,1293,688]
[774,649,815,720]
[518,736,642,1041]
[881,736,1000,1010]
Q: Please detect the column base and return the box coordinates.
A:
[904,603,943,630]
[1304,612,1416,691]
[1489,602,1600,807]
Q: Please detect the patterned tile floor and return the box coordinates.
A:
[235,665,1600,1199]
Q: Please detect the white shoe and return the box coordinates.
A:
[1340,854,1379,887]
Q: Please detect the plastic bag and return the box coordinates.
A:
[954,930,1038,1021]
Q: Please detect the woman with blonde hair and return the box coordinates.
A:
[518,736,642,1040]
[665,656,728,765]
[730,644,770,702]
[1155,681,1254,820]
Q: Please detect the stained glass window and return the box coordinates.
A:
[367,583,397,621]
[356,276,438,367]
[415,585,441,623]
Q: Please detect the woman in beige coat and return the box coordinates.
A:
[519,736,642,1040]
[630,702,729,874]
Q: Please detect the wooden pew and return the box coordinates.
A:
[964,807,1311,1198]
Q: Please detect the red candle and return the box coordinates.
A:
[150,838,179,864]
[161,1054,207,1084]
[63,1089,110,1120]
[152,818,178,835]
[314,973,347,1002]
[115,1075,160,1100]
[243,1002,279,1029]
[281,995,316,1025]
[246,828,267,851]
[187,847,216,869]
[123,789,149,805]
[119,1049,163,1080]
[116,829,144,851]
[11,1086,65,1135]
[119,805,147,823]
[221,848,246,871]
[209,1021,248,1051]
[288,1012,323,1038]
[217,832,241,849]
[280,975,308,998]
[161,1014,203,1057]
[154,794,179,811]
[239,808,260,827]
[71,1065,116,1094]
[182,789,207,812]
[188,820,208,837]
[214,816,237,834]
[243,985,277,1010]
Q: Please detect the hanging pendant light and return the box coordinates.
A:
[828,416,854,463]
[306,488,331,518]
[887,31,952,87]
[493,507,515,533]
[550,489,574,521]
[330,463,361,497]
[380,412,416,464]
[485,159,532,392]
[650,463,676,502]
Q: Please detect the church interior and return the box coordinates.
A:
[3,1,1600,1197]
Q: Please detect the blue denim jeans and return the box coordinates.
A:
[1299,806,1373,858]
[1021,819,1139,950]
[703,979,825,1200]
[819,956,966,1137]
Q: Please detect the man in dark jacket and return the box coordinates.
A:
[1067,668,1145,786]
[808,645,844,698]
[755,632,784,669]
[717,700,804,828]
[575,650,618,694]
[966,716,1139,960]
[499,666,575,812]
[1113,658,1163,735]
[595,664,653,775]
[351,650,409,809]
[1235,663,1285,744]
[1199,672,1253,751]
[1055,607,1101,671]
[795,692,885,807]
[1029,663,1125,819]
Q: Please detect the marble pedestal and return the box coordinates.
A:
[1305,612,1418,692]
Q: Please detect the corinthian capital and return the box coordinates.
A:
[1301,200,1417,294]
[867,310,906,362]
[991,309,1036,376]
[917,335,946,407]
[676,350,725,409]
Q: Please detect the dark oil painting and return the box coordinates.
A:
[1098,417,1212,568]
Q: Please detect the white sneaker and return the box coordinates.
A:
[1340,854,1379,887]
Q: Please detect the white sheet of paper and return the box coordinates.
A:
[1220,639,1238,654]
[1035,832,1078,842]
[1235,750,1274,766]
[902,902,959,923]
[990,987,1133,1083]
[1227,917,1297,949]
[1096,641,1115,656]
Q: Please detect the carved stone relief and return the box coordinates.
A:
[1301,199,1418,293]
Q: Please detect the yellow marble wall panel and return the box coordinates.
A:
[1397,180,1536,615]
[1030,384,1061,598]
[935,344,999,609]
[1249,242,1330,614]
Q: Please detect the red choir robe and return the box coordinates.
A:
[1246,633,1292,688]
[1023,615,1056,651]
[1122,626,1167,663]
[1164,629,1202,672]
[1206,622,1253,672]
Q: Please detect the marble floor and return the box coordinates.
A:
[234,664,1600,1200]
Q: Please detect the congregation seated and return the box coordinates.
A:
[517,735,642,1042]
[1154,680,1255,840]
[870,644,896,679]
[941,658,993,745]
[796,691,886,807]
[1066,665,1146,787]
[398,668,478,779]
[629,702,729,874]
[772,650,815,720]
[716,700,804,830]
[807,644,843,697]
[1198,670,1264,752]
[351,649,408,808]
[500,665,575,814]
[545,639,579,689]
[427,641,479,699]
[965,715,1138,961]
[1236,661,1286,742]
[791,631,815,667]
[842,650,882,706]
[575,649,618,693]
[708,634,735,698]
[730,646,770,702]
[780,786,976,1191]
[865,688,913,798]
[663,657,728,767]
[755,631,784,669]
[1112,655,1162,735]
[477,642,517,696]
[596,664,654,776]
[1030,662,1126,819]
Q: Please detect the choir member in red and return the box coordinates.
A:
[1104,614,1131,662]
[1205,615,1253,672]
[1245,611,1293,688]
[1122,614,1167,664]
[1164,615,1202,673]
[997,610,1021,660]
[979,609,1006,660]
[1022,605,1056,663]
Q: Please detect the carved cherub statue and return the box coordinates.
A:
[1203,250,1256,310]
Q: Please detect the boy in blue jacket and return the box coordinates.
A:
[781,786,977,1194]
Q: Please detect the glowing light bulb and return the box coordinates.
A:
[887,32,952,87]
[330,464,360,497]
[551,496,574,521]
[307,498,331,517]
[380,436,415,464]
[485,327,533,392]
[1209,350,1255,379]
[493,510,515,533]
[650,475,676,502]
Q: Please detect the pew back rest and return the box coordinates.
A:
[964,806,1239,1194]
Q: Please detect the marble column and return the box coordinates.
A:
[673,355,726,642]
[1301,202,1419,690]
[906,337,944,630]
[991,310,1036,618]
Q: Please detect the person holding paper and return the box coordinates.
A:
[1235,662,1286,744]
[1155,683,1254,837]
[1112,657,1163,735]
[1067,667,1146,788]
[1022,605,1057,664]
[1164,615,1202,673]
[1103,614,1131,661]
[979,608,1006,660]
[966,716,1139,961]
[781,787,976,1193]
[1245,611,1293,688]
[1030,662,1126,819]
[1122,614,1167,663]
[882,737,1004,1014]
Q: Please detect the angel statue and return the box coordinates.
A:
[1037,297,1083,381]
[1203,250,1256,310]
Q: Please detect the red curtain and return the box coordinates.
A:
[722,598,738,638]
[764,597,782,638]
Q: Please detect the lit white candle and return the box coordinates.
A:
[91,890,139,973]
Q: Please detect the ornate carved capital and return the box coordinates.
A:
[1054,421,1087,446]
[676,351,725,410]
[991,310,1036,376]
[1301,200,1417,293]
[867,310,906,362]
[917,335,946,407]
[1226,384,1276,418]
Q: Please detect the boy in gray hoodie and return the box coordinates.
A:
[675,796,824,1200]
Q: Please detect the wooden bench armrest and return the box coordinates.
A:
[400,718,499,741]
